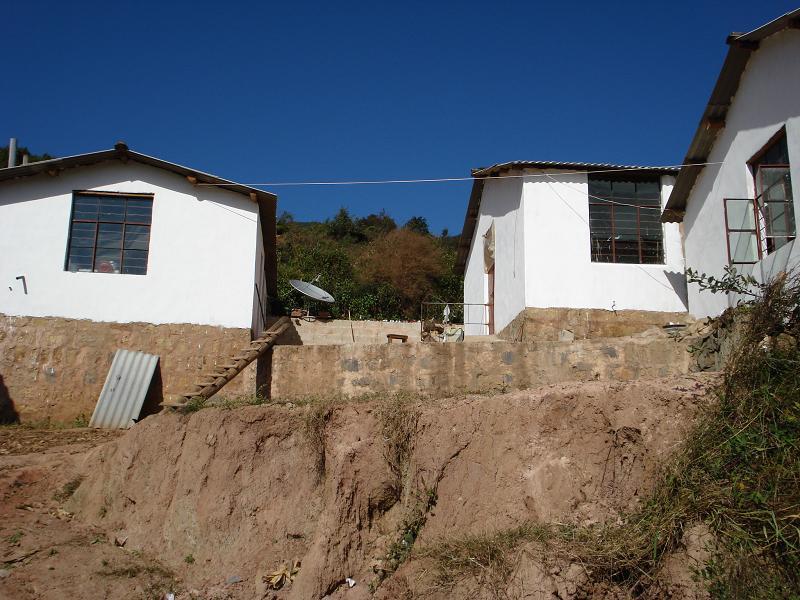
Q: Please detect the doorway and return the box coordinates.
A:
[487,265,495,335]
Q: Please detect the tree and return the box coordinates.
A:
[357,229,445,318]
[326,207,364,242]
[276,207,462,321]
[277,211,295,235]
[403,216,430,236]
[0,145,53,167]
[357,210,396,240]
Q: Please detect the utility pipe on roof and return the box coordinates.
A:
[7,138,16,168]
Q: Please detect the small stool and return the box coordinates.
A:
[387,334,408,344]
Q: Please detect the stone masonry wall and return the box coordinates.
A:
[273,317,421,345]
[0,314,257,423]
[497,308,693,342]
[269,330,696,399]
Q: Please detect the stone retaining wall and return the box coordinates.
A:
[497,307,693,342]
[269,331,696,399]
[0,314,257,423]
[275,317,421,345]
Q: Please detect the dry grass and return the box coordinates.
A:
[375,393,420,498]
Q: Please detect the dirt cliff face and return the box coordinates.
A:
[69,374,713,599]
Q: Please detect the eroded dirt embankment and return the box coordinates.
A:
[67,374,714,599]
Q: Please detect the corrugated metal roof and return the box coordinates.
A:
[90,349,159,429]
[472,160,680,178]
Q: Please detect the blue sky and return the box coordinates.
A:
[4,1,797,234]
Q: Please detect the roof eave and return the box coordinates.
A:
[0,145,277,204]
[662,8,800,222]
[455,178,486,275]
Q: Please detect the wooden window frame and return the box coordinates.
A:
[723,197,761,266]
[747,128,795,256]
[588,176,665,264]
[64,191,154,275]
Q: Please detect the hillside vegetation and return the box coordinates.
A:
[276,208,463,321]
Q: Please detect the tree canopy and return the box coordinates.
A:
[276,208,461,320]
[0,144,53,167]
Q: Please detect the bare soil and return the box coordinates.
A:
[0,374,717,599]
[0,427,180,600]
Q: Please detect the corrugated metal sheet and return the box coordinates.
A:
[472,160,680,178]
[90,349,159,429]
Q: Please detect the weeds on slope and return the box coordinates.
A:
[422,270,800,598]
[300,391,422,483]
[376,393,420,499]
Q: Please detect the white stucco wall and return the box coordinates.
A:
[0,161,261,328]
[463,168,686,336]
[463,176,526,335]
[522,170,687,313]
[683,30,800,318]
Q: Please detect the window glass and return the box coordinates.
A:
[588,176,664,263]
[67,246,93,272]
[72,196,99,220]
[122,250,149,275]
[726,198,756,230]
[728,232,759,263]
[589,203,613,262]
[69,222,96,247]
[752,132,795,255]
[124,225,151,250]
[97,223,123,249]
[65,193,153,275]
[98,197,126,221]
[126,199,153,222]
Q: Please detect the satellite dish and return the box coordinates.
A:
[289,279,335,303]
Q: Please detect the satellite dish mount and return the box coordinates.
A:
[289,278,335,320]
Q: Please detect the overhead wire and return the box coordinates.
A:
[195,161,723,188]
[543,179,680,293]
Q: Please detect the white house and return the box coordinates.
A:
[456,161,689,338]
[663,9,800,318]
[0,142,278,421]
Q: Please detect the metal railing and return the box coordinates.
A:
[419,301,490,341]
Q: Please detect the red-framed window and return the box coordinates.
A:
[749,130,795,255]
[588,176,664,264]
[65,191,153,275]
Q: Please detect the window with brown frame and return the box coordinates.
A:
[65,192,153,275]
[588,176,664,264]
[749,130,795,255]
[724,197,760,266]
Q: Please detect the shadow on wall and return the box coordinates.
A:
[0,374,20,424]
[664,270,689,311]
[265,316,303,345]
